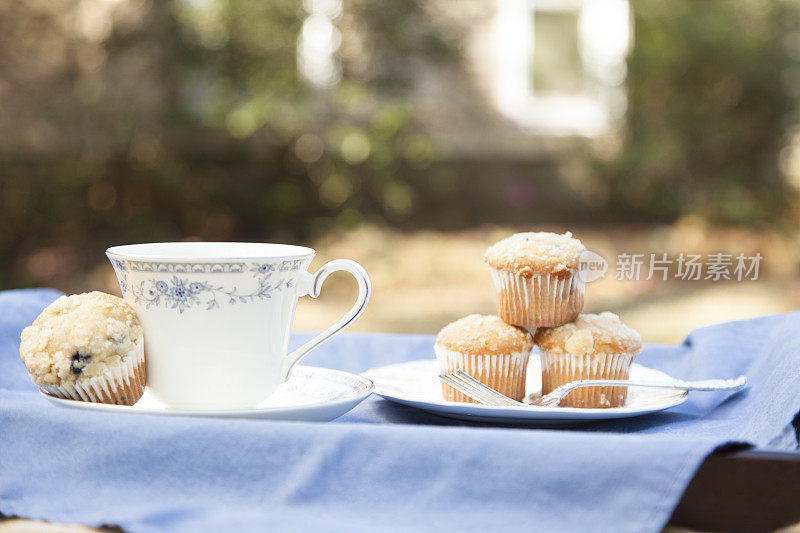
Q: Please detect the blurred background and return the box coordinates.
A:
[2,0,800,342]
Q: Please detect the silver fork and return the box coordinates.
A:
[440,370,747,408]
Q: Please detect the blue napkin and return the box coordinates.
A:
[1,289,798,533]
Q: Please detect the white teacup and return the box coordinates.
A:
[106,242,370,410]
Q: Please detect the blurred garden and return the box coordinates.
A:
[2,0,800,342]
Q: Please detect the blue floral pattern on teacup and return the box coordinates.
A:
[111,260,300,313]
[131,274,282,313]
[113,259,130,297]
[253,263,276,274]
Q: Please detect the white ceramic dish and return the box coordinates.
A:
[40,366,373,422]
[362,359,688,425]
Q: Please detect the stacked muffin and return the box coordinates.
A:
[535,312,642,408]
[436,232,642,408]
[435,315,533,403]
[485,232,586,327]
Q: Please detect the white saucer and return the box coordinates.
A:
[361,359,688,425]
[40,366,373,422]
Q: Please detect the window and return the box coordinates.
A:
[495,0,630,136]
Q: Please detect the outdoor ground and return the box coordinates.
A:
[67,220,800,344]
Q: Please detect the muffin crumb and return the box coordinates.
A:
[484,232,585,277]
[436,314,533,356]
[535,312,642,356]
[564,329,594,356]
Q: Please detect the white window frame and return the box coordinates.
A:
[495,0,630,137]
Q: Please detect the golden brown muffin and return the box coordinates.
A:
[20,292,145,405]
[435,314,533,403]
[534,312,642,408]
[484,232,586,327]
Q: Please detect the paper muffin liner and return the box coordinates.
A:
[489,269,584,327]
[435,345,530,403]
[40,340,145,406]
[539,348,636,408]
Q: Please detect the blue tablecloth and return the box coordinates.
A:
[1,289,798,532]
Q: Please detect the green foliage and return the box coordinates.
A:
[602,0,800,224]
[0,0,457,286]
[2,0,800,289]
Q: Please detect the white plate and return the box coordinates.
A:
[40,366,373,422]
[362,359,688,425]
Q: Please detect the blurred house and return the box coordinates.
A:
[300,0,631,158]
[0,0,798,290]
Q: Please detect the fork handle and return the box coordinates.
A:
[551,376,747,397]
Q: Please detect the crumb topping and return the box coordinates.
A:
[435,314,533,356]
[535,312,642,356]
[19,292,142,385]
[483,232,585,277]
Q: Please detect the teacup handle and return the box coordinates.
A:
[281,259,371,381]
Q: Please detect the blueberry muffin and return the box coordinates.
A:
[484,231,586,327]
[435,314,534,403]
[535,312,642,408]
[20,292,145,405]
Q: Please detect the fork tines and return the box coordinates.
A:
[439,371,519,406]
